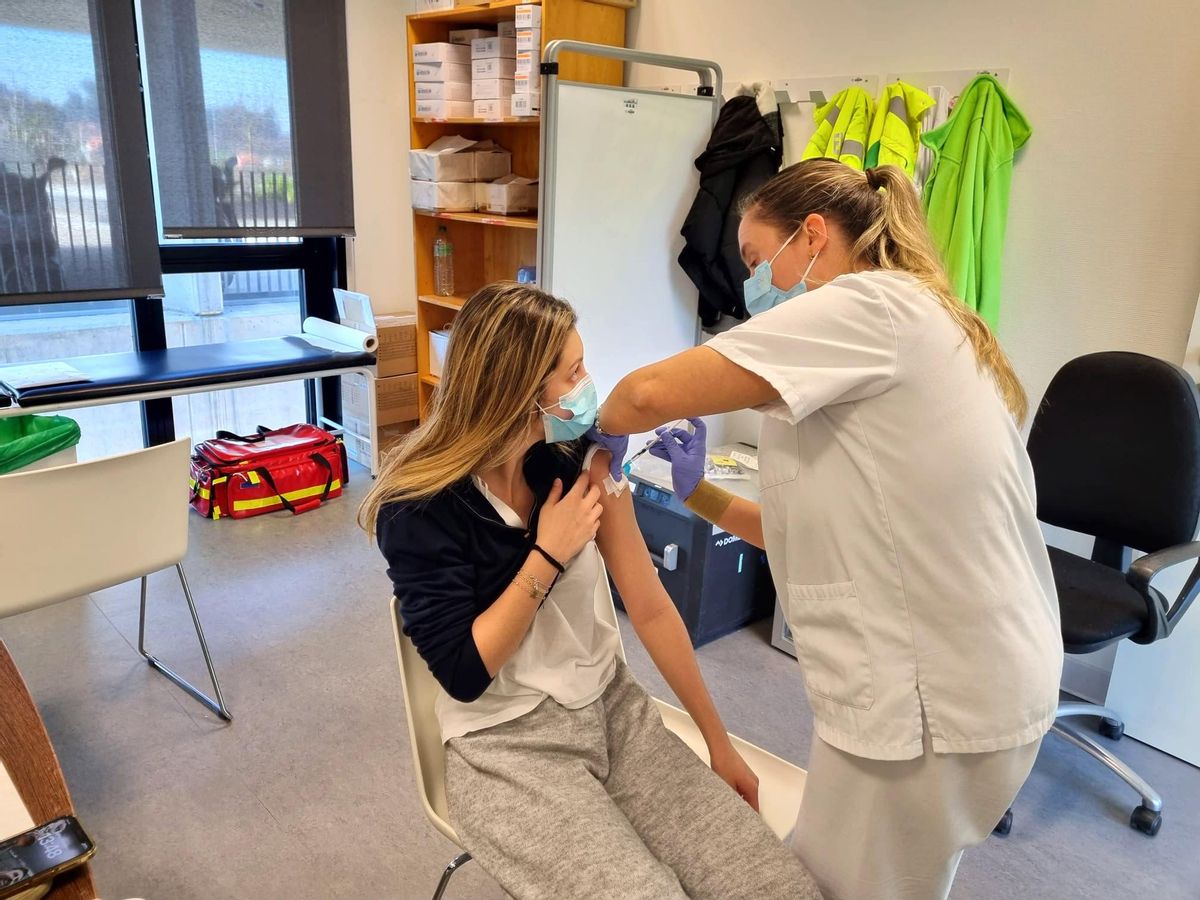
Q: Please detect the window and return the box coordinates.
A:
[0,1,353,455]
[164,267,307,438]
[0,299,143,460]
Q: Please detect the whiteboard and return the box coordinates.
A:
[541,82,716,446]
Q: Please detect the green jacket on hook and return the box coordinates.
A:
[920,74,1032,330]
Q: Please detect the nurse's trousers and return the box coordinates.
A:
[792,721,1041,900]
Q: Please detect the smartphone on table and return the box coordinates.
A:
[0,816,95,899]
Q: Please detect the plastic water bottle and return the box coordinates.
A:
[434,227,454,296]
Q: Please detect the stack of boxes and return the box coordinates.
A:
[340,315,420,468]
[511,4,541,117]
[413,41,472,119]
[410,134,512,212]
[471,31,515,119]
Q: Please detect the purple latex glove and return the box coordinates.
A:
[584,424,629,482]
[648,417,706,500]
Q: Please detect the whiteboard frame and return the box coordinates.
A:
[537,41,723,288]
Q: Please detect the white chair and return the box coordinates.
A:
[0,438,231,720]
[391,593,806,899]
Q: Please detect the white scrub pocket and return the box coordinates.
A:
[786,580,875,710]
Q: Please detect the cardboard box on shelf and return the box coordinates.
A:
[413,42,470,65]
[342,373,420,427]
[429,329,452,378]
[514,4,542,29]
[472,78,515,101]
[515,28,541,54]
[473,56,516,80]
[410,179,476,212]
[448,27,495,45]
[513,72,536,94]
[374,314,418,377]
[471,36,516,60]
[415,0,454,11]
[497,20,517,38]
[514,51,534,76]
[330,292,415,378]
[510,91,541,117]
[480,175,538,215]
[411,136,512,182]
[414,98,474,119]
[414,62,472,83]
[473,98,511,120]
[415,81,472,101]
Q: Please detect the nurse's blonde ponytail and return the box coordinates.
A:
[741,160,1028,424]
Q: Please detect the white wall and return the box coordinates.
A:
[345,0,416,315]
[626,0,1200,405]
[626,1,1200,695]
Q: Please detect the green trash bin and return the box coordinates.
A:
[0,414,82,475]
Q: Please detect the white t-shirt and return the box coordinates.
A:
[435,474,620,743]
[707,270,1063,761]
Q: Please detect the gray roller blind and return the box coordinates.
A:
[0,0,162,306]
[141,0,354,238]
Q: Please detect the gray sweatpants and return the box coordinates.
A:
[445,662,821,900]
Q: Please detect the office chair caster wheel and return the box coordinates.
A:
[1130,805,1162,836]
[992,808,1013,836]
[1099,717,1124,740]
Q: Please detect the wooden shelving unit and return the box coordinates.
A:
[414,209,538,230]
[408,0,628,417]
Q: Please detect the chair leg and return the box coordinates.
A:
[138,564,233,721]
[431,852,472,900]
[1051,720,1161,812]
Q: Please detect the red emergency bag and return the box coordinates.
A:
[189,424,348,520]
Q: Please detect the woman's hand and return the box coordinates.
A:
[648,417,707,501]
[709,740,761,811]
[536,475,603,563]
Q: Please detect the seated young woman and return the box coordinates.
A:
[361,283,819,900]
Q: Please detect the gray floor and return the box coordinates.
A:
[3,469,1198,899]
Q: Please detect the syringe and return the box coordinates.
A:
[622,419,689,476]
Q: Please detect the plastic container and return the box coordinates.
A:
[0,414,81,474]
[434,226,454,296]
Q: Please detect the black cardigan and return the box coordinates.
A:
[377,441,586,703]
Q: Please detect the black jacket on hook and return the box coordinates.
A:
[678,94,784,326]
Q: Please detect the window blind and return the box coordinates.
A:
[141,0,354,238]
[0,0,162,305]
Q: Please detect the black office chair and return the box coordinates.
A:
[1003,351,1200,838]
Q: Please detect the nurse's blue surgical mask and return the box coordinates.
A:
[743,224,821,316]
[539,375,597,443]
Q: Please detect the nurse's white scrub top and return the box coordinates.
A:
[707,270,1063,761]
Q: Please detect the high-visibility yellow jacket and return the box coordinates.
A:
[802,87,873,170]
[865,81,935,177]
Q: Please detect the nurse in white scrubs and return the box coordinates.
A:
[593,159,1064,900]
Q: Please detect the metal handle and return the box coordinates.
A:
[541,40,723,96]
[649,543,679,572]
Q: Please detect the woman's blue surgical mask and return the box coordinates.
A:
[539,375,597,443]
[743,225,820,316]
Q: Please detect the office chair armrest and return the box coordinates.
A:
[1127,541,1200,639]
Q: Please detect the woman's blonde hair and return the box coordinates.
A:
[359,282,577,531]
[740,159,1028,423]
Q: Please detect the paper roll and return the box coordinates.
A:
[302,317,378,353]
